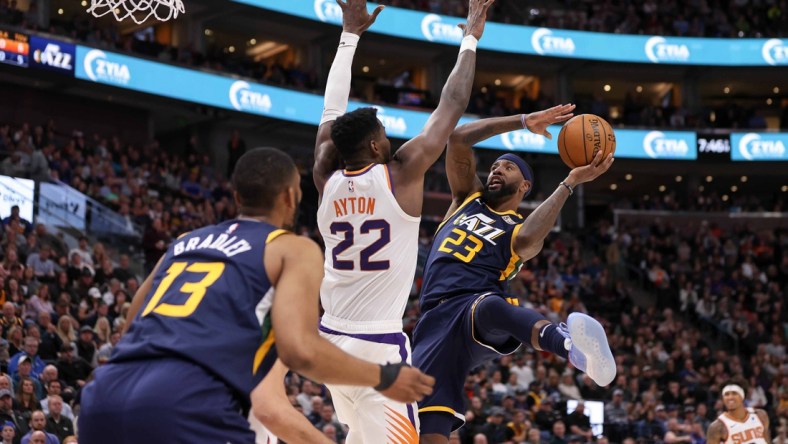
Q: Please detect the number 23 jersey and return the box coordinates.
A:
[111,219,283,399]
[419,192,525,312]
[317,164,420,327]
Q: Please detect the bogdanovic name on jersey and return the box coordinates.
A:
[173,233,252,258]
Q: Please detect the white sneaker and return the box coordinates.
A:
[559,313,616,387]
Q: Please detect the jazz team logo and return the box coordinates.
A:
[229,81,272,114]
[83,49,131,85]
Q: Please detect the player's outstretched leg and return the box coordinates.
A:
[473,295,616,386]
[563,312,616,386]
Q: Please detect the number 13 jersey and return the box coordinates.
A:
[419,192,525,312]
[317,164,420,331]
[111,219,283,401]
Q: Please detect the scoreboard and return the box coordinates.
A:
[0,29,29,67]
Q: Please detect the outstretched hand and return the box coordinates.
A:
[566,150,615,186]
[458,0,495,40]
[337,0,384,36]
[524,103,576,140]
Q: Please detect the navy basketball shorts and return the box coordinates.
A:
[79,357,255,444]
[412,292,521,435]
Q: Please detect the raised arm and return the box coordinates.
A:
[391,0,493,180]
[445,105,575,213]
[313,0,384,194]
[514,150,614,261]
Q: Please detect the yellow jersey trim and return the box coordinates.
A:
[252,329,276,374]
[418,406,457,415]
[265,229,289,244]
[500,223,523,280]
[484,203,522,217]
[437,192,483,232]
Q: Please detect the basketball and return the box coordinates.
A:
[557,114,616,168]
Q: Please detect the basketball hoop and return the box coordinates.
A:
[87,0,184,24]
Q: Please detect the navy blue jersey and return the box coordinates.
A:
[419,192,524,312]
[112,219,285,399]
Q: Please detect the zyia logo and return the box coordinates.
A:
[643,131,690,159]
[34,43,73,70]
[421,14,463,43]
[229,81,272,114]
[454,213,505,245]
[762,39,788,66]
[501,130,546,151]
[314,0,342,23]
[372,106,407,136]
[83,49,130,85]
[737,133,786,160]
[645,37,690,63]
[531,28,575,56]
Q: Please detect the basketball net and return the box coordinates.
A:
[87,0,184,24]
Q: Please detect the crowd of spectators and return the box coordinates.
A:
[3,0,787,133]
[389,0,788,38]
[284,218,787,444]
[0,115,786,443]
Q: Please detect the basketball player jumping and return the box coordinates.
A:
[412,112,617,442]
[312,0,492,441]
[79,148,433,444]
[707,381,770,444]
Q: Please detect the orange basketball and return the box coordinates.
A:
[557,114,616,168]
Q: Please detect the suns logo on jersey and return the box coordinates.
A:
[454,213,505,245]
[729,426,764,444]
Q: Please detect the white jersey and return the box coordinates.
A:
[317,163,420,332]
[719,408,767,444]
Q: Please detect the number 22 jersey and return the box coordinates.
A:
[419,192,525,312]
[111,219,283,400]
[317,164,420,330]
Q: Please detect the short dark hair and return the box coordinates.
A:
[330,108,381,162]
[231,148,296,213]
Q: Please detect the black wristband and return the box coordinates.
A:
[374,362,408,391]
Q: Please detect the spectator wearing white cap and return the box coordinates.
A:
[8,338,45,379]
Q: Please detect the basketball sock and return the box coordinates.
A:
[536,324,570,360]
[473,295,569,360]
